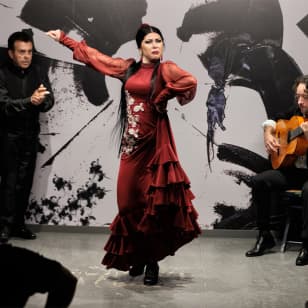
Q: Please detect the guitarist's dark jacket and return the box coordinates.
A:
[272,105,302,122]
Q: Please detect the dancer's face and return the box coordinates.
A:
[140,32,163,64]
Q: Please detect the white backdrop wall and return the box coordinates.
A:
[1,0,308,228]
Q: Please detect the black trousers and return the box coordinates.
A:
[0,244,77,307]
[252,167,308,240]
[0,133,38,227]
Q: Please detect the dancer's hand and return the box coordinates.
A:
[46,29,61,42]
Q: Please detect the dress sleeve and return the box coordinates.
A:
[59,32,135,79]
[154,61,197,106]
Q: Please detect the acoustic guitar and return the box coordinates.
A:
[271,116,308,169]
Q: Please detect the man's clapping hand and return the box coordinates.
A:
[31,84,50,105]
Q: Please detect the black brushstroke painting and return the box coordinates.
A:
[177,0,302,167]
[297,13,308,38]
[19,0,147,105]
[26,160,108,225]
[177,0,304,229]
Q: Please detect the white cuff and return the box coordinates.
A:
[262,119,276,129]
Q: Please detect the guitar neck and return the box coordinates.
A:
[288,126,304,142]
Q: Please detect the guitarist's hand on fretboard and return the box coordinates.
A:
[300,121,308,140]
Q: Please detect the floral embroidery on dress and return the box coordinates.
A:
[121,91,145,155]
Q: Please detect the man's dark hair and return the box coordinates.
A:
[293,75,308,93]
[8,29,34,51]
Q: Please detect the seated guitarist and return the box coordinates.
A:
[246,75,308,266]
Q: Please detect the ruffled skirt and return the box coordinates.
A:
[102,116,201,271]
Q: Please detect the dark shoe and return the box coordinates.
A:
[245,231,275,257]
[0,225,10,243]
[12,226,36,240]
[144,262,159,286]
[296,247,308,266]
[129,264,145,277]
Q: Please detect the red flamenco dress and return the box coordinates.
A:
[60,33,202,271]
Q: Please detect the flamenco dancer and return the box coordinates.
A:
[47,24,201,285]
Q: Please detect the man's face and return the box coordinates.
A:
[296,83,308,117]
[8,40,33,69]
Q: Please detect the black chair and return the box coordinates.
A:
[280,190,303,253]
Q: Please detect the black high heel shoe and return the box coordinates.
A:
[129,264,145,277]
[144,262,159,285]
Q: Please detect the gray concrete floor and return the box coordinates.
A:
[10,231,308,308]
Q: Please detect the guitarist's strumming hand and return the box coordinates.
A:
[300,121,308,140]
[264,125,280,154]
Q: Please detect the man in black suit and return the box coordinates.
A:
[0,30,54,242]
